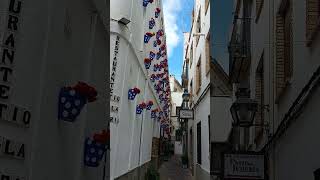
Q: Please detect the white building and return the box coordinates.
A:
[169,75,183,155]
[182,0,211,179]
[110,0,170,179]
[0,0,110,179]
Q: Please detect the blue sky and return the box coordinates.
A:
[163,0,194,83]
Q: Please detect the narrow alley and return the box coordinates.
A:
[158,156,193,180]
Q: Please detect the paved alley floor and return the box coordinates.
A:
[158,155,193,180]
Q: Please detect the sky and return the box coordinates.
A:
[163,0,194,83]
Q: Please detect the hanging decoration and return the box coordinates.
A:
[84,130,109,167]
[149,51,155,60]
[156,52,161,60]
[136,102,147,115]
[146,100,154,110]
[156,29,164,39]
[149,18,155,29]
[128,87,141,100]
[143,0,153,7]
[144,58,152,69]
[150,74,156,82]
[155,8,161,18]
[144,32,155,43]
[58,82,97,122]
[153,40,157,47]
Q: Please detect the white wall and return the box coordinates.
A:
[110,0,168,179]
[193,92,210,174]
[0,0,110,180]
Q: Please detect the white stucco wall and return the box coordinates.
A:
[110,0,168,179]
[0,0,110,179]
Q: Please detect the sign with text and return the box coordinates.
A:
[178,109,193,119]
[224,153,265,179]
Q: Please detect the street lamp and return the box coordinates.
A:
[230,87,258,127]
[182,89,190,109]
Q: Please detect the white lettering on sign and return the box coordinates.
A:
[224,154,264,179]
[0,136,25,160]
[0,0,31,128]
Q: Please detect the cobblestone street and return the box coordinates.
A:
[158,156,193,180]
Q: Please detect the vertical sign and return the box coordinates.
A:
[110,36,120,124]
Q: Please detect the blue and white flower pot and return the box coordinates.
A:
[84,137,107,167]
[58,87,86,122]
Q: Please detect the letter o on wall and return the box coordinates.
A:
[22,110,31,127]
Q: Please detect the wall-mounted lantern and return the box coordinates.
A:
[230,88,258,127]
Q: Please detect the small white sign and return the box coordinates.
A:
[224,153,264,179]
[179,109,193,119]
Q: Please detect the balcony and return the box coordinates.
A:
[228,8,252,83]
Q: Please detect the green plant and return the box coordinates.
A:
[145,166,160,180]
[181,154,189,165]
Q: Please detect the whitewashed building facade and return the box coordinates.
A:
[182,0,211,179]
[110,0,170,179]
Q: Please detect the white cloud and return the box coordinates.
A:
[163,0,183,57]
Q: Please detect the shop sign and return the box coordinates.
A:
[0,0,31,128]
[110,36,120,124]
[179,109,193,119]
[223,153,265,179]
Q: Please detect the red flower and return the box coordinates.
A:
[156,8,161,13]
[93,130,110,144]
[140,102,147,109]
[146,32,155,36]
[144,58,151,63]
[133,87,141,94]
[73,82,97,102]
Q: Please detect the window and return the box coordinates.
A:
[190,79,193,104]
[275,0,293,101]
[255,53,264,145]
[197,122,201,164]
[205,32,211,75]
[190,42,193,67]
[205,0,210,15]
[196,9,201,45]
[196,57,202,94]
[306,0,320,45]
[255,0,264,22]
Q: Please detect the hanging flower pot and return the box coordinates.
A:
[144,58,152,69]
[155,8,161,18]
[157,39,161,45]
[150,74,156,82]
[58,82,97,122]
[84,130,108,167]
[151,110,157,118]
[146,100,153,110]
[144,32,155,43]
[143,0,153,7]
[156,29,164,39]
[156,52,161,60]
[128,87,140,100]
[149,51,155,60]
[149,18,155,29]
[153,40,157,47]
[136,104,143,114]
